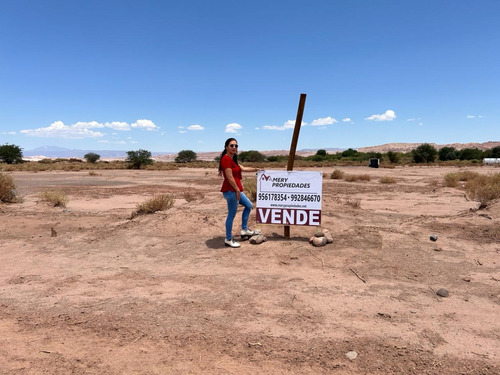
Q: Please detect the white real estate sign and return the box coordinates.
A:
[256,170,322,226]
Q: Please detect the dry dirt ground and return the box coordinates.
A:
[1,165,499,374]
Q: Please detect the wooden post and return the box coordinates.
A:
[284,93,307,238]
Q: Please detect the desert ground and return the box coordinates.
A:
[1,165,499,374]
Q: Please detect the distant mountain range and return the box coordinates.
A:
[22,142,500,161]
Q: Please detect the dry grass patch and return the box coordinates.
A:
[379,176,397,184]
[39,190,69,207]
[183,191,205,202]
[465,173,500,209]
[0,173,19,203]
[243,177,257,202]
[334,197,361,208]
[131,194,175,218]
[330,169,345,179]
[444,171,500,209]
[344,174,371,182]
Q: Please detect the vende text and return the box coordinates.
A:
[256,208,321,226]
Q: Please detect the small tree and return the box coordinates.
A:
[84,152,101,163]
[0,144,23,164]
[341,148,357,157]
[490,146,500,158]
[175,150,197,163]
[459,148,483,160]
[316,149,327,157]
[387,151,400,164]
[126,149,153,169]
[412,143,438,163]
[438,147,457,161]
[239,150,266,163]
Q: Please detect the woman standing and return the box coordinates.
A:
[219,138,258,248]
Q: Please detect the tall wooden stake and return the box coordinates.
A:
[284,93,307,238]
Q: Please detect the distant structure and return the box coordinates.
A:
[483,158,500,164]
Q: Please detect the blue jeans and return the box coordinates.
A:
[223,191,253,240]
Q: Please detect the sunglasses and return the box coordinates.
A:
[229,144,238,148]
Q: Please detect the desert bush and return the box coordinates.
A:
[0,173,18,203]
[379,176,397,184]
[465,173,500,209]
[242,177,257,202]
[334,197,361,208]
[131,194,175,218]
[88,170,100,176]
[344,174,371,182]
[183,190,204,202]
[330,169,345,179]
[39,190,69,207]
[444,171,480,187]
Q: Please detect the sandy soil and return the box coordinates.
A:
[1,165,499,374]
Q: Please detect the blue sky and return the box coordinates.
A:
[1,0,499,153]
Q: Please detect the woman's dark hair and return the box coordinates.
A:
[218,138,239,176]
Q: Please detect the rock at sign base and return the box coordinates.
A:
[312,236,327,247]
[436,288,449,297]
[249,234,267,245]
[322,228,334,243]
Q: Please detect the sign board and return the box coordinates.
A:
[256,170,322,226]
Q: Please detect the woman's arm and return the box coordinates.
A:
[240,165,259,172]
[224,167,241,201]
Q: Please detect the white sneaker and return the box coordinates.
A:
[224,239,241,248]
[240,228,255,237]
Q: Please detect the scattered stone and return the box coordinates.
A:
[436,288,449,297]
[51,227,57,237]
[430,235,438,242]
[314,231,325,238]
[462,277,472,282]
[345,351,358,360]
[322,228,334,243]
[249,234,267,245]
[433,247,443,252]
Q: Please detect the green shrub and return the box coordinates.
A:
[84,152,101,163]
[175,150,197,163]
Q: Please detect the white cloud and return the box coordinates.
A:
[262,120,306,131]
[179,130,187,134]
[342,118,352,123]
[20,121,104,139]
[407,117,420,122]
[310,116,338,126]
[188,124,204,131]
[131,119,159,130]
[365,110,396,121]
[19,119,159,139]
[225,123,242,133]
[467,114,483,119]
[1,131,17,135]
